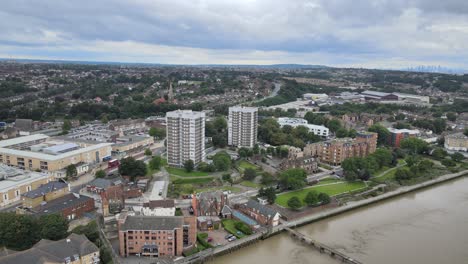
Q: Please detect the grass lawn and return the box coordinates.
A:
[240,181,262,188]
[171,176,214,184]
[195,186,242,193]
[221,219,245,238]
[374,169,398,183]
[276,181,367,208]
[166,167,209,177]
[238,160,260,173]
[318,177,343,184]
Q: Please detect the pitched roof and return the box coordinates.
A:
[145,199,175,209]
[221,205,232,215]
[0,233,99,264]
[22,181,68,199]
[120,215,184,231]
[245,199,279,218]
[31,193,94,216]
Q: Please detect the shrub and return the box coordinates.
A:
[234,221,252,235]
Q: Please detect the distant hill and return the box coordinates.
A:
[0,58,329,69]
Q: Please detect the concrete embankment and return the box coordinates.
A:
[177,170,468,263]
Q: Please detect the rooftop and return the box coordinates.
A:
[0,165,50,193]
[29,193,94,216]
[229,106,258,113]
[22,181,68,199]
[120,215,184,231]
[166,109,205,119]
[0,233,99,264]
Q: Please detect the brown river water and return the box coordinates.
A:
[211,176,468,264]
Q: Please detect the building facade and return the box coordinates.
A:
[228,106,258,148]
[387,128,420,147]
[445,133,468,152]
[277,117,329,137]
[118,213,197,257]
[305,132,378,165]
[0,165,55,207]
[0,134,112,174]
[166,110,205,167]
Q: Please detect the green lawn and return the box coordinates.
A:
[171,176,214,184]
[318,177,343,184]
[374,169,398,183]
[166,167,209,177]
[240,181,262,188]
[195,186,242,193]
[221,219,246,238]
[238,160,260,173]
[276,181,367,208]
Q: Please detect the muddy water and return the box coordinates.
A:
[211,177,468,264]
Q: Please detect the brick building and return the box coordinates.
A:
[118,213,197,257]
[20,181,69,208]
[279,146,319,174]
[387,128,420,147]
[305,132,378,165]
[237,200,280,227]
[191,191,228,216]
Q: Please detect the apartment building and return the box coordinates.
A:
[228,106,258,148]
[445,133,468,152]
[305,132,378,165]
[387,127,420,147]
[0,134,112,175]
[118,212,197,257]
[0,164,55,207]
[166,110,205,167]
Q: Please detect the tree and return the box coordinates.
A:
[243,168,257,181]
[184,160,194,172]
[336,128,349,138]
[66,164,78,178]
[100,115,109,124]
[400,137,429,154]
[38,214,69,241]
[368,124,391,146]
[432,148,447,160]
[441,158,456,167]
[198,162,215,172]
[149,156,162,171]
[62,119,72,133]
[287,196,302,210]
[318,193,331,205]
[326,119,341,133]
[446,112,457,122]
[222,173,233,184]
[395,167,412,181]
[279,168,307,190]
[451,152,464,162]
[464,128,468,137]
[261,172,275,185]
[149,127,166,139]
[213,152,231,171]
[119,157,147,181]
[263,187,277,204]
[144,148,152,156]
[0,213,40,250]
[304,191,319,206]
[95,169,106,178]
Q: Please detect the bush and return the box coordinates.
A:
[197,233,213,248]
[287,196,302,210]
[234,221,252,235]
[318,193,331,205]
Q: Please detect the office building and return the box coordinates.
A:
[228,106,258,148]
[166,110,205,167]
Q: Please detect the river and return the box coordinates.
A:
[211,176,468,264]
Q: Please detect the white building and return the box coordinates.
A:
[166,110,206,167]
[228,106,258,148]
[277,117,329,137]
[303,93,328,101]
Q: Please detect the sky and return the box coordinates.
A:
[1,0,468,69]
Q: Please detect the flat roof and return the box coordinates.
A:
[0,134,49,148]
[229,106,258,112]
[166,110,205,119]
[0,142,112,161]
[0,165,50,193]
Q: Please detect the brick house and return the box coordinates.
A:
[237,199,281,227]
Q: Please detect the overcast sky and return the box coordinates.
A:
[1,0,468,68]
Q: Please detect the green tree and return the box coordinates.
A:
[395,167,413,181]
[368,124,391,146]
[213,152,231,171]
[451,152,464,162]
[66,164,78,178]
[144,148,152,156]
[243,168,257,181]
[149,156,162,171]
[318,193,331,204]
[183,159,194,172]
[304,191,319,206]
[95,169,106,178]
[260,172,275,185]
[263,187,277,204]
[400,138,429,154]
[287,196,302,210]
[0,213,40,250]
[149,127,166,139]
[441,158,456,167]
[326,119,341,133]
[222,173,233,184]
[119,157,147,181]
[38,214,69,241]
[279,168,307,190]
[62,119,72,133]
[464,129,468,137]
[432,148,447,160]
[336,128,349,138]
[100,115,109,124]
[446,112,457,122]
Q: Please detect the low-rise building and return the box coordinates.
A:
[109,119,147,134]
[277,117,329,137]
[117,213,197,257]
[445,133,468,152]
[237,199,280,227]
[0,233,100,264]
[20,180,69,208]
[112,135,154,154]
[0,164,55,207]
[191,191,228,217]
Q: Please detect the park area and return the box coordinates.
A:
[276,181,367,208]
[237,160,261,173]
[166,167,210,177]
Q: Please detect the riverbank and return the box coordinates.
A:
[176,169,468,263]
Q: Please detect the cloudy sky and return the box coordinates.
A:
[1,0,468,68]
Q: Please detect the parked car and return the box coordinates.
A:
[228,237,237,242]
[225,234,234,240]
[207,237,213,242]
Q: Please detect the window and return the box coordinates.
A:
[15,190,20,197]
[3,194,8,201]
